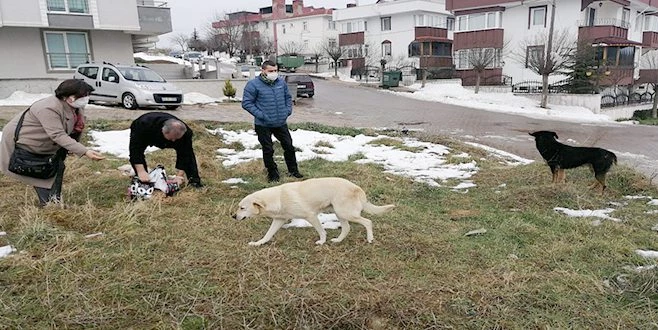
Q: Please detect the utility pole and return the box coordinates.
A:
[541,0,557,108]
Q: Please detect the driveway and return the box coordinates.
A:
[1,78,657,180]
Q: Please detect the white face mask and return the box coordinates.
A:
[71,96,90,109]
[266,72,279,81]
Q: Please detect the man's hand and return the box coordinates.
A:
[138,171,151,183]
[172,175,185,185]
[84,150,105,161]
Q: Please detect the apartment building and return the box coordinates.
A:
[211,0,337,59]
[332,0,454,76]
[446,0,658,88]
[0,0,172,79]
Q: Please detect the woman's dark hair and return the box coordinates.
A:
[55,79,95,99]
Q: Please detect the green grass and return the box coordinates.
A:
[1,120,658,328]
[623,109,658,125]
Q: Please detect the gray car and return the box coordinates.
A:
[74,63,183,110]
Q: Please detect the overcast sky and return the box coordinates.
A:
[157,0,377,49]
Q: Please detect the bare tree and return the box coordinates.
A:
[206,13,242,57]
[169,33,189,53]
[513,29,575,108]
[279,41,306,56]
[309,44,325,73]
[188,28,206,51]
[323,41,345,78]
[465,43,509,94]
[259,36,276,60]
[641,50,658,118]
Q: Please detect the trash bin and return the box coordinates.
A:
[382,71,402,88]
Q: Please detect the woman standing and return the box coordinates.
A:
[0,79,105,206]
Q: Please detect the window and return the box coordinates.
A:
[586,8,596,26]
[469,13,486,30]
[409,42,421,57]
[455,48,502,69]
[408,41,452,57]
[447,17,454,31]
[529,6,547,28]
[282,25,286,34]
[526,45,545,68]
[381,16,391,31]
[598,46,635,66]
[102,68,119,83]
[328,20,336,30]
[265,21,269,29]
[622,8,630,28]
[382,41,391,56]
[328,38,337,48]
[455,12,501,31]
[303,21,308,31]
[341,20,366,33]
[47,0,89,13]
[43,31,90,70]
[78,66,98,79]
[456,50,469,69]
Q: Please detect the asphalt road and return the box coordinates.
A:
[1,78,657,179]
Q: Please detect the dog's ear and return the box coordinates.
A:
[252,200,265,214]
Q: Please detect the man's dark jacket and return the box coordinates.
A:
[129,112,200,181]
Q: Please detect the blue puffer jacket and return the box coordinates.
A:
[241,76,292,127]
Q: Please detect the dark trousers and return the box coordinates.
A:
[34,152,66,207]
[255,124,299,173]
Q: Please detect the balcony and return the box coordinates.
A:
[578,18,629,44]
[136,0,172,34]
[453,29,504,50]
[415,27,448,40]
[338,32,364,46]
[420,56,452,68]
[643,32,658,49]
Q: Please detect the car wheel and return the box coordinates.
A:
[308,93,314,98]
[165,105,179,110]
[122,93,138,110]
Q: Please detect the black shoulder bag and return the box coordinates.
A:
[7,108,60,179]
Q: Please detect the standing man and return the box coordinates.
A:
[129,112,203,188]
[242,60,303,182]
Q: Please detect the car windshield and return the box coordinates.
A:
[118,67,166,82]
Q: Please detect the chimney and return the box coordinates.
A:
[293,0,303,15]
[272,0,286,18]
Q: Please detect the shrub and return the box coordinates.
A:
[223,80,236,99]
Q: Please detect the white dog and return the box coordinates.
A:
[232,177,395,246]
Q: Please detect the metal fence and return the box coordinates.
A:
[600,92,654,108]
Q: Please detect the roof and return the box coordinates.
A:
[591,37,642,47]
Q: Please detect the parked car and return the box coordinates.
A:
[281,73,314,98]
[74,63,183,110]
[183,51,204,63]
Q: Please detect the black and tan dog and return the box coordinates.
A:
[529,131,617,191]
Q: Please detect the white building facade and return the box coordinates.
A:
[0,0,172,79]
[275,13,338,58]
[447,0,658,88]
[333,0,453,76]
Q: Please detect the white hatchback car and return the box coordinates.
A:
[74,63,183,110]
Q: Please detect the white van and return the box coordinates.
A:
[74,62,183,110]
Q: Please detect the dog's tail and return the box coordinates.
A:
[363,202,395,215]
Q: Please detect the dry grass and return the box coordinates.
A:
[1,121,658,329]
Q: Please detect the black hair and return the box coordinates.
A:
[54,79,95,99]
[261,60,277,69]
